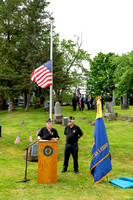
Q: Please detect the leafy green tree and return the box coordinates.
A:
[86,52,117,97]
[0,0,90,111]
[111,51,133,100]
[0,0,52,111]
[53,37,90,102]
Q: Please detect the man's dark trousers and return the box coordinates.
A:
[63,143,78,171]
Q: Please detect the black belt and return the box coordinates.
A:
[66,142,77,144]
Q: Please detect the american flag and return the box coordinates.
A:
[36,128,40,137]
[30,60,52,88]
[15,134,20,144]
[29,133,33,142]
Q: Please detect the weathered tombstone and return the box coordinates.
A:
[105,101,114,113]
[27,143,38,162]
[87,120,91,123]
[129,116,133,122]
[53,102,63,124]
[20,120,24,126]
[44,101,49,111]
[121,116,129,121]
[44,100,54,113]
[113,91,116,106]
[104,102,118,120]
[62,117,68,126]
[80,117,86,120]
[91,121,95,126]
[121,94,129,109]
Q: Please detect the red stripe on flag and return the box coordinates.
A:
[30,61,52,88]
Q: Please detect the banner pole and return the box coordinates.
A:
[50,19,53,120]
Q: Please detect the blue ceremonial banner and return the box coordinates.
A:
[90,118,112,183]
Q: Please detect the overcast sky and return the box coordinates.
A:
[49,0,133,59]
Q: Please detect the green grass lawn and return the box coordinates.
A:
[0,105,133,200]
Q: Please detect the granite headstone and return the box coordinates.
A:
[121,94,129,109]
[53,102,63,124]
[113,91,116,106]
[104,102,118,120]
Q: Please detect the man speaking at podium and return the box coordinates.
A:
[38,118,59,141]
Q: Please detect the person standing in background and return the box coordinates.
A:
[81,94,85,111]
[100,93,104,110]
[72,94,77,111]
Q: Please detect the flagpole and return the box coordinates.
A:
[50,19,53,120]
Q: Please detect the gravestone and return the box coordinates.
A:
[105,102,114,113]
[129,116,133,122]
[53,102,63,124]
[44,101,49,111]
[27,143,38,162]
[104,102,118,120]
[121,94,129,109]
[87,120,91,123]
[80,117,86,120]
[44,100,54,113]
[113,91,116,106]
[121,116,129,121]
[91,121,95,126]
[62,117,68,126]
[20,120,24,126]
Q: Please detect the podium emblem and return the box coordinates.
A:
[43,146,53,156]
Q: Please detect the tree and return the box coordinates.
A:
[0,0,52,112]
[53,37,90,102]
[86,52,117,97]
[0,0,25,112]
[111,51,133,100]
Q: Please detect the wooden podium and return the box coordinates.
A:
[38,140,58,183]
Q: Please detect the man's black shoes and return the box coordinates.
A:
[61,169,79,173]
[61,169,67,173]
[74,171,79,174]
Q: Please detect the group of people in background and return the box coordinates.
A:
[72,92,133,112]
[72,92,105,111]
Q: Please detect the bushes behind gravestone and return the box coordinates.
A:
[115,97,120,106]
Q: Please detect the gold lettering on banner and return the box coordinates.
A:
[91,142,108,160]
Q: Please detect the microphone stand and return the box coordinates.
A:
[16,140,39,183]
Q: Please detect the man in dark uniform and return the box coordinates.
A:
[61,116,83,174]
[129,94,133,105]
[90,93,94,110]
[38,118,59,141]
[72,94,77,111]
[100,93,104,110]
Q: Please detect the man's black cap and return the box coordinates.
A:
[69,116,75,120]
[46,118,52,123]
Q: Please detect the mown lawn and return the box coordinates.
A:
[0,105,133,200]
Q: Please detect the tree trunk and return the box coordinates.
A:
[0,91,4,110]
[8,94,15,112]
[23,92,27,108]
[25,93,31,112]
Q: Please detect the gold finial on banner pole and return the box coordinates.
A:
[96,96,102,119]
